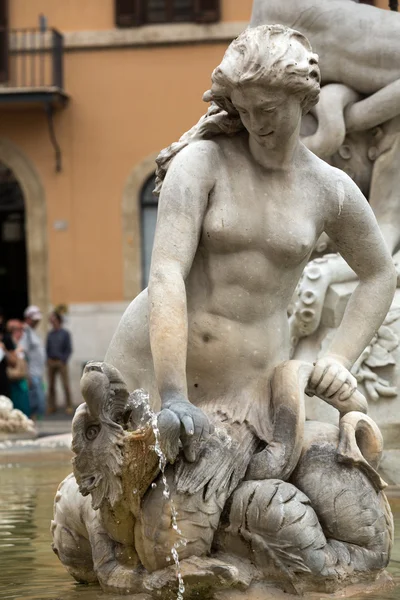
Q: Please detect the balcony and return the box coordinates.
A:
[0,27,68,109]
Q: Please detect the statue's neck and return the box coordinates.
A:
[248,131,302,172]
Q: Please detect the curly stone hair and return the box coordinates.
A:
[154,24,320,194]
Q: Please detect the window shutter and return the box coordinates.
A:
[115,0,144,27]
[193,0,220,23]
[0,0,8,84]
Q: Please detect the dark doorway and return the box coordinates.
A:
[0,163,28,319]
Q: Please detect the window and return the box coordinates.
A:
[140,174,158,288]
[115,0,220,27]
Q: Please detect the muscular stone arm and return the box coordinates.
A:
[148,141,216,460]
[323,172,397,369]
[149,142,214,400]
[302,84,360,159]
[345,79,400,134]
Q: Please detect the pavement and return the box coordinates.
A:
[0,408,75,460]
[35,408,75,437]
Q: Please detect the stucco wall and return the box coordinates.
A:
[0,40,235,305]
[9,0,253,30]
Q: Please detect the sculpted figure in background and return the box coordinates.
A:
[53,26,396,597]
[251,0,400,137]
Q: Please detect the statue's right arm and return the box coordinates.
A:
[148,141,217,461]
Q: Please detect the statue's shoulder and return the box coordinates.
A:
[305,149,344,185]
[302,149,359,207]
[181,138,221,158]
[312,156,367,219]
[173,138,223,172]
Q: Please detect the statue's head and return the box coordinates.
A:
[72,362,159,512]
[206,25,320,146]
[155,25,320,192]
[71,363,129,510]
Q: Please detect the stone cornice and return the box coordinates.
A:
[10,22,248,53]
[64,22,247,50]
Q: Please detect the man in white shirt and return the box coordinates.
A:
[21,305,46,419]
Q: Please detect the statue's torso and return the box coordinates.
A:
[184,135,329,403]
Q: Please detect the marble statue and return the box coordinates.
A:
[52,25,397,598]
[251,0,400,483]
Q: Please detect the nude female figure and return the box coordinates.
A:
[107,23,395,456]
[101,24,395,578]
[48,26,397,595]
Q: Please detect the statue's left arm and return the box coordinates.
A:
[309,171,397,398]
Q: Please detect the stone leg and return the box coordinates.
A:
[135,465,246,596]
[51,474,97,584]
[291,421,393,573]
[217,478,329,586]
[217,441,392,594]
[52,473,145,595]
[135,466,225,572]
[135,417,258,573]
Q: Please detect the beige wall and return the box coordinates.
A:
[0,41,233,304]
[8,0,389,31]
[9,0,253,30]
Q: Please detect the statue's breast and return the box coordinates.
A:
[202,167,318,268]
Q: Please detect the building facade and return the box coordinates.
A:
[0,0,391,401]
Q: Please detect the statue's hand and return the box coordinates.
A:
[158,395,214,463]
[308,356,357,402]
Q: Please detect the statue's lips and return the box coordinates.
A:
[258,130,274,137]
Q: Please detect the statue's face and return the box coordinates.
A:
[71,402,125,510]
[231,85,302,148]
[72,363,157,512]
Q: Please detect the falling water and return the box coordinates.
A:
[132,390,187,600]
[151,412,186,600]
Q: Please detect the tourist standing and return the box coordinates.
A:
[22,305,46,419]
[6,319,30,417]
[0,309,17,400]
[46,312,73,415]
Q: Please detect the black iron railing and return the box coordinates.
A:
[0,27,64,89]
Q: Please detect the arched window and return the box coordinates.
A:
[140,173,158,288]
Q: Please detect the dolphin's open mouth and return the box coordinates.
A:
[80,474,101,495]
